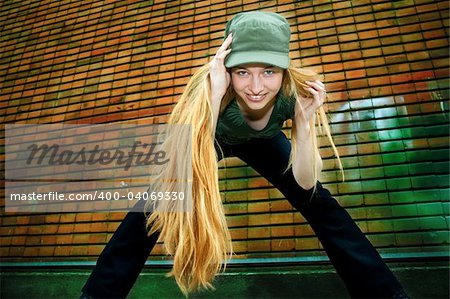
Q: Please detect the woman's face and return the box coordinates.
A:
[230,64,283,111]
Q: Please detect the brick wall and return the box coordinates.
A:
[1,0,449,263]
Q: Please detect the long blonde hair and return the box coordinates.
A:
[145,63,343,296]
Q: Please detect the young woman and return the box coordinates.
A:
[81,11,409,299]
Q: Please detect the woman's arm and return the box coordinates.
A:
[292,117,323,190]
[209,33,232,135]
[292,79,326,190]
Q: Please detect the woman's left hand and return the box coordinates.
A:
[294,79,326,125]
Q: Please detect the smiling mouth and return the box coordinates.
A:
[245,94,267,102]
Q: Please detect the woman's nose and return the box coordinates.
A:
[249,76,264,94]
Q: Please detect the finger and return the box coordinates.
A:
[314,79,325,88]
[217,48,231,60]
[306,83,326,99]
[307,79,324,88]
[307,87,324,107]
[307,86,319,96]
[217,33,233,54]
[306,80,324,90]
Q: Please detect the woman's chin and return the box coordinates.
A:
[243,96,274,110]
[245,98,275,110]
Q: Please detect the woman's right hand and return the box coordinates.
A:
[209,33,232,103]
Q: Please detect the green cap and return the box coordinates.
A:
[224,11,291,69]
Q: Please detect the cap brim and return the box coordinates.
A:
[225,51,290,69]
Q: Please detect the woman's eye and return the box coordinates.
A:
[237,71,248,76]
[264,70,274,75]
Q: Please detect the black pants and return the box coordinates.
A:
[81,131,404,298]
